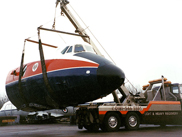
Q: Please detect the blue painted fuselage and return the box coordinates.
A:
[6,52,125,111]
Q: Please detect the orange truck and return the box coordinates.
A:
[76,76,182,132]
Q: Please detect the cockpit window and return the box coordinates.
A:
[75,45,85,53]
[85,45,95,53]
[61,46,69,54]
[67,46,73,53]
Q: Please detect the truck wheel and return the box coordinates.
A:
[125,112,140,130]
[103,112,121,132]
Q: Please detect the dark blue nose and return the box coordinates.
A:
[97,64,125,91]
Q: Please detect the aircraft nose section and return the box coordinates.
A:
[97,64,125,91]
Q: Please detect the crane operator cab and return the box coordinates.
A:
[58,43,96,56]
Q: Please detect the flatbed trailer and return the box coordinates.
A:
[76,76,182,132]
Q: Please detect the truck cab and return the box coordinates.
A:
[140,78,182,126]
[144,81,182,102]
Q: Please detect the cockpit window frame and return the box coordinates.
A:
[67,46,73,53]
[61,46,69,54]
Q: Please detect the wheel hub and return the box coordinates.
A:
[128,116,137,127]
[108,116,118,128]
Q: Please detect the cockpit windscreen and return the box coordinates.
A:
[75,44,85,53]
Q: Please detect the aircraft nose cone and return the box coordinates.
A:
[97,64,125,91]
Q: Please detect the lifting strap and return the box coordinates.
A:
[38,29,59,109]
[18,40,28,109]
[18,33,59,109]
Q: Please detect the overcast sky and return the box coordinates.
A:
[0,0,182,97]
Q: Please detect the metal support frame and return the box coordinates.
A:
[153,86,162,101]
[161,75,166,101]
[112,90,121,104]
[38,26,90,38]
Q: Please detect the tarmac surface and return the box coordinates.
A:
[0,123,182,137]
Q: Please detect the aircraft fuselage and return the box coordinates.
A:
[6,52,125,111]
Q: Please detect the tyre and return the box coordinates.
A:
[125,112,140,130]
[102,112,121,132]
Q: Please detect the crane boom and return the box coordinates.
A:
[58,0,102,56]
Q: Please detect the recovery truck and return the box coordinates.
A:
[39,1,182,132]
[76,76,182,132]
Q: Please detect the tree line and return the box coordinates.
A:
[0,95,9,109]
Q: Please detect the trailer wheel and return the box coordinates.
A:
[103,112,121,132]
[125,112,140,130]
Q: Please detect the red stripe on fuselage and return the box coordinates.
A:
[6,59,99,84]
